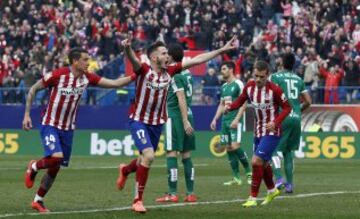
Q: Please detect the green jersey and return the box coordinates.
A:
[270,70,307,118]
[167,70,193,117]
[220,79,244,122]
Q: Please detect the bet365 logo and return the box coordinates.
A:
[90,133,165,156]
[295,135,356,159]
[0,133,19,154]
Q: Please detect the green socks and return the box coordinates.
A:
[234,148,251,174]
[182,158,194,195]
[227,151,240,178]
[167,157,178,195]
[284,151,294,184]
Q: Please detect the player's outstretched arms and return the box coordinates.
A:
[23,80,45,131]
[122,37,141,72]
[96,74,136,88]
[182,36,237,70]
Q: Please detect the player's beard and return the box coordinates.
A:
[157,57,166,70]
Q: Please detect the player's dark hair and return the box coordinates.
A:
[147,41,166,58]
[281,52,295,70]
[254,60,270,74]
[220,61,235,71]
[68,47,87,64]
[167,43,184,62]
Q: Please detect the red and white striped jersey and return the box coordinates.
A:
[41,67,101,130]
[229,80,291,138]
[129,63,182,125]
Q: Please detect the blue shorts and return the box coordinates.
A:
[40,125,74,167]
[129,119,163,153]
[253,135,280,161]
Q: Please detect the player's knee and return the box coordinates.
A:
[52,152,64,158]
[167,151,177,157]
[252,156,263,166]
[181,151,191,159]
[142,151,155,164]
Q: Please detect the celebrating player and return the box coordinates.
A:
[23,47,136,213]
[270,53,312,193]
[210,61,252,186]
[156,43,197,203]
[225,60,292,207]
[116,36,237,213]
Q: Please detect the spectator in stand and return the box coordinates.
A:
[319,62,344,104]
[343,60,360,103]
[201,67,220,105]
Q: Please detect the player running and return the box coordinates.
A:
[23,47,136,213]
[270,53,312,193]
[156,43,197,203]
[116,37,237,213]
[210,61,252,186]
[225,60,292,207]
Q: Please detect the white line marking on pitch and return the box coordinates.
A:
[0,163,209,171]
[0,190,359,218]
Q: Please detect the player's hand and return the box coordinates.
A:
[210,120,217,131]
[22,115,33,131]
[183,120,194,136]
[230,120,239,129]
[265,121,276,132]
[121,37,132,48]
[221,36,237,52]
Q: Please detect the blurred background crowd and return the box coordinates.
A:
[0,0,359,105]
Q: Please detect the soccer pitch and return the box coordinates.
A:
[1,156,360,219]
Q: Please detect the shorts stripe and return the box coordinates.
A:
[237,123,242,142]
[166,118,172,151]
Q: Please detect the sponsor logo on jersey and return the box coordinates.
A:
[60,87,85,95]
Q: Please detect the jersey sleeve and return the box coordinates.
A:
[229,82,250,110]
[41,69,62,88]
[171,74,185,92]
[167,62,183,76]
[86,72,101,85]
[135,63,150,75]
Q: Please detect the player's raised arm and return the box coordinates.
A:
[122,38,142,72]
[23,79,45,131]
[96,74,136,88]
[182,36,237,70]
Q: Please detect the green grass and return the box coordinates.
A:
[0,156,360,219]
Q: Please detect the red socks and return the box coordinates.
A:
[36,157,62,170]
[263,163,275,190]
[134,164,149,202]
[250,164,264,197]
[37,166,60,197]
[123,159,138,176]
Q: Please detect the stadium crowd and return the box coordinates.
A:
[0,0,359,104]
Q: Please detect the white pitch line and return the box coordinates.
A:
[0,190,359,218]
[0,163,209,171]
